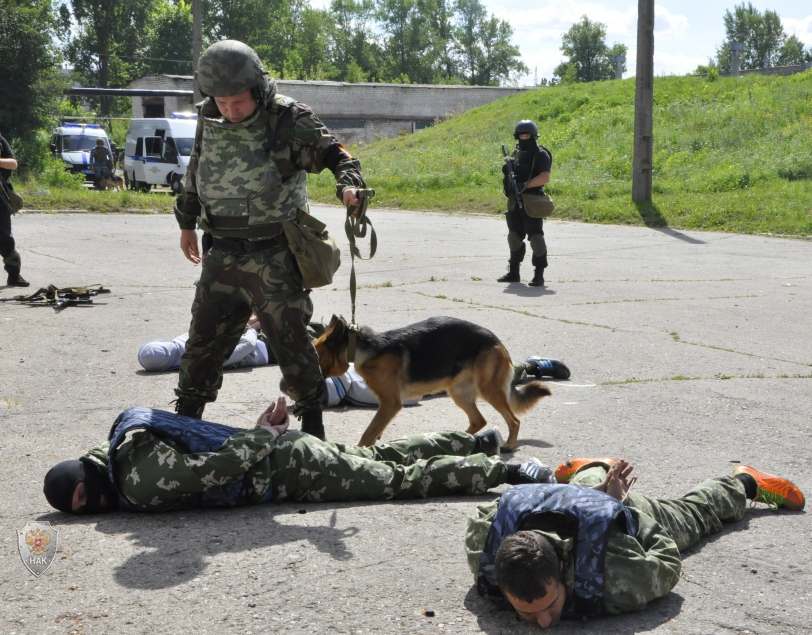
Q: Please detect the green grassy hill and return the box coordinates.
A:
[310,72,812,236]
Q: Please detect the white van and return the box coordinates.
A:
[124,114,198,193]
[50,123,113,181]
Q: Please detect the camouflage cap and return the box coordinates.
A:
[196,40,271,98]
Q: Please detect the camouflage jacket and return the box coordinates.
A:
[175,96,365,232]
[82,427,278,509]
[465,497,682,615]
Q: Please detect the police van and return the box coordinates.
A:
[124,114,197,193]
[49,123,113,180]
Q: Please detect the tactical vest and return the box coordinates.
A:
[477,483,637,618]
[196,95,308,239]
[107,407,273,513]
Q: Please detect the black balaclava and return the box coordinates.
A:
[43,459,116,514]
[518,138,538,152]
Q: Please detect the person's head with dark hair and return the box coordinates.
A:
[43,460,116,514]
[495,531,566,628]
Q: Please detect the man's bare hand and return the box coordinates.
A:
[255,396,290,438]
[246,313,262,332]
[180,229,201,264]
[343,188,360,218]
[592,460,637,502]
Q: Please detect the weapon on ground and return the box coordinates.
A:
[501,143,525,213]
[0,285,110,311]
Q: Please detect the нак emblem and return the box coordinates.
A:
[17,521,59,577]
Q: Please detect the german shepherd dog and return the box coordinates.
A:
[99,174,125,191]
[314,315,552,451]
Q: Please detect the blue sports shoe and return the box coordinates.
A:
[526,356,571,380]
[506,459,557,485]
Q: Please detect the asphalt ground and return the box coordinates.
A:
[1,208,810,635]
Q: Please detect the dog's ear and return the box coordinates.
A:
[327,314,341,329]
[331,316,346,342]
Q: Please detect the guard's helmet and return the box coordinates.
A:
[196,40,273,100]
[513,120,539,139]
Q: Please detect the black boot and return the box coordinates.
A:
[174,397,206,419]
[6,273,30,287]
[497,261,520,283]
[301,408,326,441]
[528,267,545,287]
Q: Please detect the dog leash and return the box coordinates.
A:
[344,188,376,362]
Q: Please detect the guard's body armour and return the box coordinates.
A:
[107,407,273,512]
[477,483,637,618]
[196,96,307,239]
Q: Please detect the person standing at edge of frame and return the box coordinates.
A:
[172,40,366,441]
[497,120,551,288]
[0,131,29,287]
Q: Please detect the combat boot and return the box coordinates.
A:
[301,408,326,441]
[528,267,545,287]
[474,428,504,457]
[174,397,206,420]
[497,261,520,283]
[6,273,30,287]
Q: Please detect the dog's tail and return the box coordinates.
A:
[508,380,552,414]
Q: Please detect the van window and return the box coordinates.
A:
[144,137,164,158]
[135,138,143,156]
[173,138,194,156]
[62,135,104,152]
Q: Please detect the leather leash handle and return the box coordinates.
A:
[345,188,376,362]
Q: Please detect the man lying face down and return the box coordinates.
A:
[43,397,559,515]
[466,459,804,628]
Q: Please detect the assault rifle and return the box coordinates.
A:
[0,284,110,311]
[501,143,525,213]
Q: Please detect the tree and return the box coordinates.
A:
[714,2,786,72]
[328,0,382,81]
[58,0,155,115]
[0,0,65,169]
[377,0,438,83]
[553,16,617,83]
[476,15,528,85]
[143,0,194,76]
[454,0,486,83]
[777,34,808,67]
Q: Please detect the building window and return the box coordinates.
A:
[413,121,432,131]
[322,120,365,129]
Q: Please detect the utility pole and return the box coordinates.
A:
[193,0,203,103]
[632,0,654,203]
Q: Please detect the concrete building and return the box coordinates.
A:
[128,75,532,143]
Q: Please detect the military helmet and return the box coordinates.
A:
[196,40,271,98]
[514,120,539,139]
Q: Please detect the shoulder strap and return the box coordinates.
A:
[263,94,296,155]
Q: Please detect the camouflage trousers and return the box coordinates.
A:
[176,242,326,416]
[571,464,747,551]
[271,430,507,503]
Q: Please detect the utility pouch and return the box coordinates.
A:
[8,190,23,213]
[282,208,341,289]
[522,193,554,218]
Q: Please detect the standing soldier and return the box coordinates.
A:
[0,131,28,287]
[173,40,366,441]
[497,120,552,287]
[89,138,113,184]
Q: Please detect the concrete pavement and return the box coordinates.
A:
[1,208,810,634]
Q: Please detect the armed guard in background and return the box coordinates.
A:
[498,120,552,287]
[0,132,28,287]
[173,40,366,441]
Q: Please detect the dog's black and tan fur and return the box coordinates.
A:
[314,315,551,451]
[98,174,125,191]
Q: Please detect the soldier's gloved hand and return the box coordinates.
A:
[256,396,290,439]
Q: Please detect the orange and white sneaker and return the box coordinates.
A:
[555,458,617,483]
[733,465,805,511]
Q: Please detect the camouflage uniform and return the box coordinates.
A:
[466,462,747,614]
[82,429,507,509]
[174,42,364,416]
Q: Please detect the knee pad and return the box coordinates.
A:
[507,231,524,252]
[529,234,547,258]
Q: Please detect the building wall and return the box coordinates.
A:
[128,75,532,143]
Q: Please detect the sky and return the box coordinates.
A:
[309,0,812,85]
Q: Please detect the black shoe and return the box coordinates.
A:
[506,459,557,485]
[474,428,504,457]
[301,408,325,441]
[528,267,545,287]
[6,273,30,287]
[526,356,571,380]
[174,397,206,419]
[497,262,520,283]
